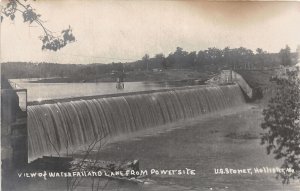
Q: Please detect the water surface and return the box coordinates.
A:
[10,79,178,102]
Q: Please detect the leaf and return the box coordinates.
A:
[10,14,15,21]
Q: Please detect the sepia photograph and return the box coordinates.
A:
[1,0,300,190]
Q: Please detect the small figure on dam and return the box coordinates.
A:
[115,70,125,89]
[116,77,125,89]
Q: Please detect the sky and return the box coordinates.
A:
[1,0,300,64]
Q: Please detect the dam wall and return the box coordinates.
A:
[27,84,245,161]
[207,70,253,99]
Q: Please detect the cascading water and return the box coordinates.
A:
[28,84,245,161]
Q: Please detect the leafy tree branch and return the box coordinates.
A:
[1,0,75,51]
[261,71,300,183]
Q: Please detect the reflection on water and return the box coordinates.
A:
[9,79,182,102]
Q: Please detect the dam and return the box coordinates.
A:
[4,77,300,191]
[27,84,245,161]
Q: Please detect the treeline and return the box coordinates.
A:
[1,46,298,79]
[1,62,122,79]
[131,46,298,71]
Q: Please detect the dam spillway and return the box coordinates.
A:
[27,84,245,161]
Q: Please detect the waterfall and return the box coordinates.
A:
[28,84,245,161]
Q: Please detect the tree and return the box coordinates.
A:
[279,45,292,66]
[261,71,300,183]
[142,54,150,71]
[1,0,75,51]
[222,47,231,69]
[187,51,197,68]
[155,53,164,60]
[196,50,206,68]
[255,48,267,69]
[155,53,165,68]
[256,48,264,55]
[173,47,188,68]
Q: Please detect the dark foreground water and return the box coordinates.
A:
[14,105,300,191]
